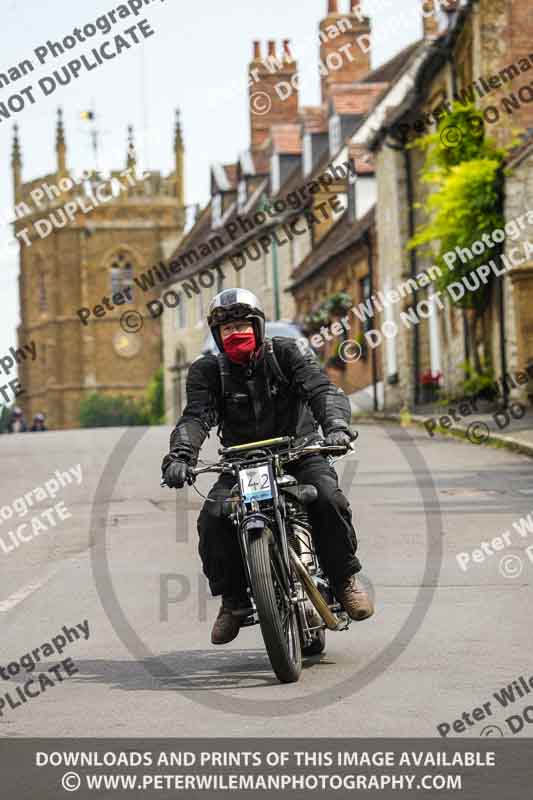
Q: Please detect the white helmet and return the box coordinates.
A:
[207,288,266,352]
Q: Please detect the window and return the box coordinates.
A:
[329,115,342,155]
[110,251,134,301]
[176,298,187,330]
[348,162,357,221]
[196,290,205,326]
[238,180,247,208]
[360,276,372,335]
[216,260,224,292]
[303,133,313,175]
[212,194,222,228]
[270,155,281,195]
[262,248,271,288]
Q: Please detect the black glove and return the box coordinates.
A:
[163,459,189,488]
[325,429,355,447]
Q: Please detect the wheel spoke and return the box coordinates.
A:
[269,545,295,651]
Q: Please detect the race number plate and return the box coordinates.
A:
[239,464,272,502]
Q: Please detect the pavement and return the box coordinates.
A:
[356,403,533,458]
[0,423,532,738]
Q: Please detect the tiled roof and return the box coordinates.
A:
[356,4,474,149]
[361,41,423,84]
[290,206,375,290]
[167,25,421,292]
[250,148,270,174]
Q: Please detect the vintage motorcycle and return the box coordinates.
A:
[164,435,356,684]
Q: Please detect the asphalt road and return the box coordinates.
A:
[1,423,532,738]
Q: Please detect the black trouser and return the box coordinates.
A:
[197,455,361,598]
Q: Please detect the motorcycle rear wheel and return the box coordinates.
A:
[248,530,302,684]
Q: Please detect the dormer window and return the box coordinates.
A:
[329,115,342,155]
[212,193,222,228]
[270,155,281,195]
[303,133,313,176]
[238,179,247,208]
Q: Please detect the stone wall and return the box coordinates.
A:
[505,145,533,402]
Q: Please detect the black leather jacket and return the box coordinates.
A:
[164,337,352,467]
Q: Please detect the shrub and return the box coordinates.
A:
[0,405,12,434]
[79,369,166,428]
[79,393,149,428]
[144,367,165,425]
[457,361,497,400]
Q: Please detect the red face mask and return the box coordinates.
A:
[222,330,257,364]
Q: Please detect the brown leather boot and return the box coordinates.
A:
[211,596,253,645]
[334,575,374,621]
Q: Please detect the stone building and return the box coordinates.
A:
[13,110,185,429]
[504,134,533,399]
[159,0,405,419]
[354,0,533,409]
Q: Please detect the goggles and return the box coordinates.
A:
[208,303,254,326]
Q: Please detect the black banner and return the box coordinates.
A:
[0,738,531,798]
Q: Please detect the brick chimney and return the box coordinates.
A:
[421,0,441,39]
[319,0,372,102]
[249,40,299,151]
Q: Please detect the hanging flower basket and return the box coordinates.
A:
[302,307,329,335]
[324,291,353,316]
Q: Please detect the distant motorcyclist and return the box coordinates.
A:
[162,289,374,644]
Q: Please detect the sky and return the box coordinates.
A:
[0,0,422,353]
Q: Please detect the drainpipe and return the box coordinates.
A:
[496,166,508,404]
[404,147,420,406]
[448,52,470,363]
[271,236,281,321]
[365,230,379,412]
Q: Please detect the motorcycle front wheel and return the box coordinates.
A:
[248,529,302,684]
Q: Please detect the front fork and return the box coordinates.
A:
[238,513,314,643]
[238,513,346,646]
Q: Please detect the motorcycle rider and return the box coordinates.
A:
[7,407,27,434]
[161,289,374,645]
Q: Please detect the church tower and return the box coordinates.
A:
[14,109,186,429]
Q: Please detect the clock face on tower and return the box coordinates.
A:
[113,331,142,358]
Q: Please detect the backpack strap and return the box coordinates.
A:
[264,338,290,389]
[216,352,231,437]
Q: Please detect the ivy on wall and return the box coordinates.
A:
[407,103,516,370]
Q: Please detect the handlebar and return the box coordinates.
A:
[160,438,356,488]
